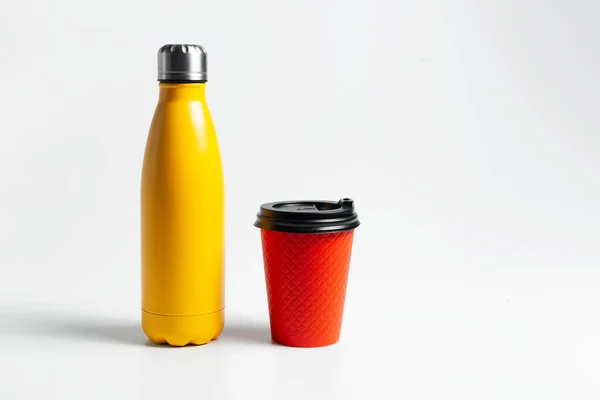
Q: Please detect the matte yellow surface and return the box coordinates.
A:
[141,83,224,346]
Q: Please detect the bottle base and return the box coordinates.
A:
[142,309,224,347]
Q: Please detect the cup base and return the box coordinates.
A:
[272,335,341,348]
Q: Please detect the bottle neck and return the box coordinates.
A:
[158,82,206,101]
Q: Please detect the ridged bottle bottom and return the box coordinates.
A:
[142,309,224,347]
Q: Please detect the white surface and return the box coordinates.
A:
[1,0,600,398]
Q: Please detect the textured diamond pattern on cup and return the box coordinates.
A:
[261,230,354,346]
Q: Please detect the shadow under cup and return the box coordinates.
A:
[254,198,360,348]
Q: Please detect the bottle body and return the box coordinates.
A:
[141,83,224,346]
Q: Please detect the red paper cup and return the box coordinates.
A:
[254,198,360,347]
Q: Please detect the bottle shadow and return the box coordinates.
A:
[0,307,271,347]
[219,320,272,344]
[0,307,147,346]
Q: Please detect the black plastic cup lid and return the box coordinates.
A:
[254,198,360,234]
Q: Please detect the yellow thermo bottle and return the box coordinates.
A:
[141,44,224,346]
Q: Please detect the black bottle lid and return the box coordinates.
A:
[254,198,360,234]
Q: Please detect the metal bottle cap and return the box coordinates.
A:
[157,44,207,82]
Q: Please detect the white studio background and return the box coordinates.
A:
[1,0,599,399]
